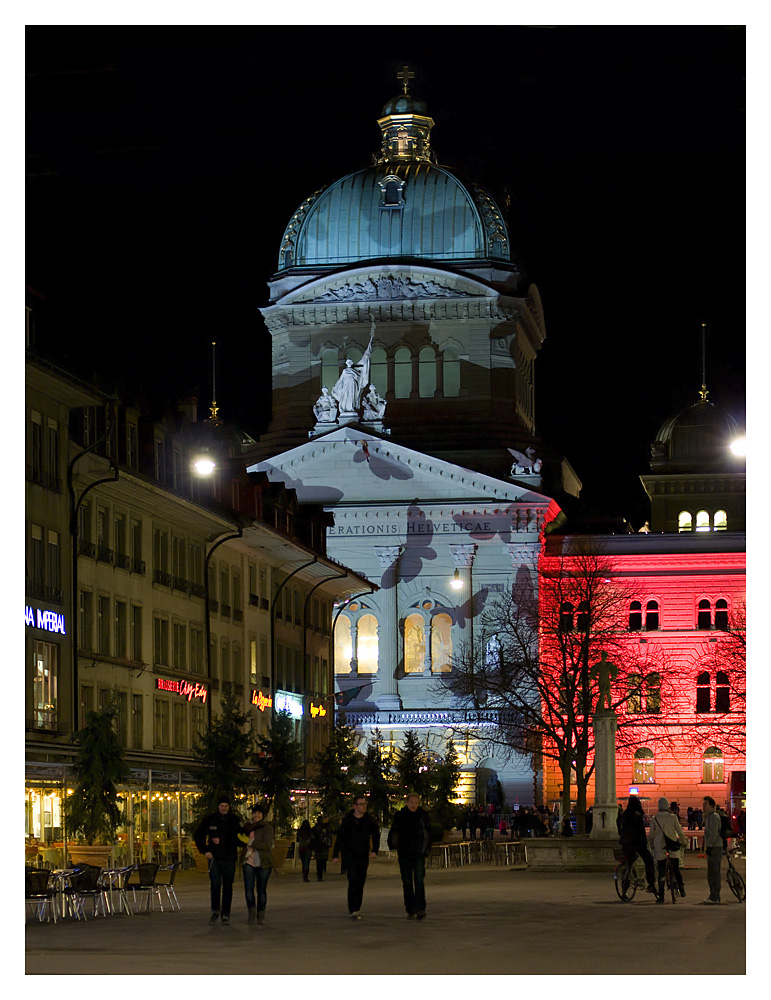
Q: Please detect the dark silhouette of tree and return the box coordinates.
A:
[190,689,255,824]
[394,729,432,798]
[65,702,128,845]
[359,728,397,826]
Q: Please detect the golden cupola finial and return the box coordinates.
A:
[376,65,435,164]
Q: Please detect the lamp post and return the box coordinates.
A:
[203,527,243,729]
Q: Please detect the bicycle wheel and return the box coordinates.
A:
[727,866,746,902]
[666,862,677,903]
[614,862,635,901]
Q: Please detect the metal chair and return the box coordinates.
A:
[154,862,181,911]
[98,866,134,916]
[25,868,56,923]
[61,864,108,919]
[127,863,160,913]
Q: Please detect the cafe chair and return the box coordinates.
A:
[25,868,56,923]
[154,862,181,911]
[98,866,134,916]
[127,863,160,913]
[61,864,108,919]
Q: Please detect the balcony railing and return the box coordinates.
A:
[27,710,59,732]
[172,576,189,593]
[189,582,205,599]
[220,603,231,618]
[130,557,146,575]
[114,552,131,570]
[233,608,243,622]
[78,539,96,558]
[96,544,114,565]
[153,570,172,587]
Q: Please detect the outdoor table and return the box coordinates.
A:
[50,868,78,920]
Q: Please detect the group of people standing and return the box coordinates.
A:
[618,793,732,904]
[194,791,435,925]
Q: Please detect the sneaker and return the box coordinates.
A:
[350,911,362,920]
[210,912,220,923]
[407,913,417,920]
[416,910,426,920]
[703,897,720,904]
[221,915,230,924]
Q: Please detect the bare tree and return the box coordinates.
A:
[443,540,641,833]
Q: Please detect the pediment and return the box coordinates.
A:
[280,264,493,307]
[247,427,552,507]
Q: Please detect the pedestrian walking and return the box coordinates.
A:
[649,796,687,902]
[618,794,656,898]
[332,794,380,920]
[686,806,695,831]
[388,792,433,920]
[311,815,333,881]
[296,819,313,882]
[702,796,723,904]
[242,802,274,924]
[193,794,244,924]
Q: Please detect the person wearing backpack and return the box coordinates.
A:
[648,796,687,902]
[702,796,725,903]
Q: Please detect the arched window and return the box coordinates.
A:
[628,600,643,631]
[715,599,729,631]
[357,614,379,674]
[419,347,437,398]
[431,613,453,672]
[334,615,352,674]
[645,673,661,714]
[645,600,659,631]
[321,348,338,393]
[576,601,590,632]
[696,510,711,532]
[696,671,711,713]
[702,747,724,783]
[558,602,574,633]
[394,347,412,398]
[371,348,387,396]
[443,345,460,397]
[678,511,693,532]
[346,347,362,365]
[715,671,730,712]
[404,614,426,673]
[627,673,642,713]
[633,747,655,784]
[697,599,712,630]
[713,510,728,531]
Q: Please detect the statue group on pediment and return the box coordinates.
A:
[312,331,387,429]
[313,274,474,303]
[508,446,542,476]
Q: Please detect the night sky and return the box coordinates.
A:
[26,25,745,526]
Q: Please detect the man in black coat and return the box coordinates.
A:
[332,794,380,919]
[388,792,433,920]
[194,794,243,924]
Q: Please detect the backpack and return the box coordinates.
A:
[719,813,734,842]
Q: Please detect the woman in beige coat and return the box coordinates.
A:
[648,796,687,902]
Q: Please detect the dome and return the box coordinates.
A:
[381,93,429,116]
[277,162,510,270]
[650,396,742,473]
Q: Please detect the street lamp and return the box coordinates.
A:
[729,437,746,457]
[450,568,463,591]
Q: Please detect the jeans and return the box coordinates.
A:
[398,854,426,914]
[298,847,311,875]
[243,864,271,911]
[706,846,722,901]
[344,857,369,913]
[209,856,236,916]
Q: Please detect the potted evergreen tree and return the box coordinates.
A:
[64,702,128,866]
[253,710,303,867]
[188,690,256,871]
[312,721,362,825]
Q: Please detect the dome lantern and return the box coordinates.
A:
[376,65,435,164]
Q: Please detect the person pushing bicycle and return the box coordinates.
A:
[618,794,656,898]
[649,795,687,902]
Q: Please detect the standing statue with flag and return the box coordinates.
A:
[331,326,374,416]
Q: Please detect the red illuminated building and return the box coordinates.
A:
[540,386,746,819]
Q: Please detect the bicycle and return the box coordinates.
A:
[614,855,647,901]
[725,846,746,902]
[663,848,679,903]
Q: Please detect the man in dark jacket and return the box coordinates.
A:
[388,792,433,920]
[332,795,380,918]
[194,794,243,924]
[312,815,333,881]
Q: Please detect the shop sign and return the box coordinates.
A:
[310,702,327,719]
[251,689,273,712]
[25,606,66,634]
[156,677,208,703]
[275,690,304,719]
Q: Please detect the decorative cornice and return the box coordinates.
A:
[449,543,478,568]
[374,545,404,568]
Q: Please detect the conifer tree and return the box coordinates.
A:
[312,721,362,822]
[65,703,128,845]
[360,728,396,826]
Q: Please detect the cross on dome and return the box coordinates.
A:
[397,64,414,93]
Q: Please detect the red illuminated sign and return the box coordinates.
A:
[156,678,208,703]
[310,702,327,718]
[251,690,273,712]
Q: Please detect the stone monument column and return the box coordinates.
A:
[449,543,478,650]
[590,709,619,839]
[374,545,403,710]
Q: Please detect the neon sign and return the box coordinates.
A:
[275,690,304,719]
[310,702,327,718]
[25,606,66,634]
[156,678,208,703]
[251,690,273,712]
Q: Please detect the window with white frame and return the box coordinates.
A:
[702,747,724,783]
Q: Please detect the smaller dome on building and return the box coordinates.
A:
[650,391,743,473]
[381,93,430,116]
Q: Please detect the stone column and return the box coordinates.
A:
[449,543,478,651]
[589,708,619,840]
[374,545,403,710]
